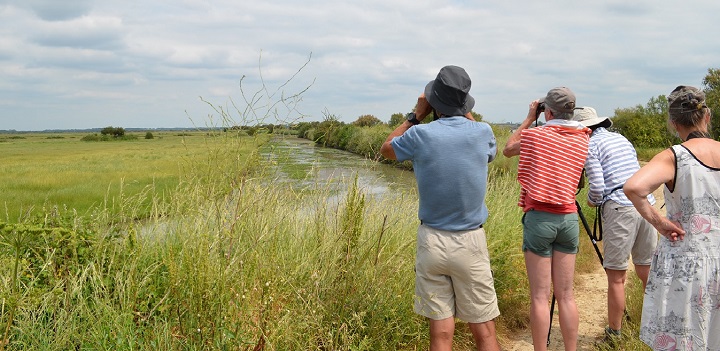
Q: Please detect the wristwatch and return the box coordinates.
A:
[406,112,420,125]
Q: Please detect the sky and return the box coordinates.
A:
[1,0,719,131]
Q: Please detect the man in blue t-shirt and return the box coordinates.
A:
[380,65,500,351]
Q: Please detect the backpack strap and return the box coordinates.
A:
[593,184,624,242]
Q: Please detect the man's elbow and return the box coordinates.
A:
[380,143,396,160]
[502,140,519,157]
[502,146,515,158]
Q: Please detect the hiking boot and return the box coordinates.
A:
[595,326,621,349]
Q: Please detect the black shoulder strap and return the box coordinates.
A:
[594,184,624,242]
[668,146,678,193]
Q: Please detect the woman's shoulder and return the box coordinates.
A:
[678,139,720,169]
[681,138,720,148]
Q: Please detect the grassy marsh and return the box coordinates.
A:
[0,131,256,222]
[0,129,650,350]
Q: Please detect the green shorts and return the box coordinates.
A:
[522,210,579,257]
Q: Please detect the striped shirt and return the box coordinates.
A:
[518,120,590,213]
[585,127,655,206]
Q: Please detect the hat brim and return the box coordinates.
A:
[424,80,475,116]
[538,92,576,114]
[579,116,612,129]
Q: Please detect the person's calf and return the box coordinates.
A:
[606,269,628,330]
[469,321,500,351]
[634,264,651,289]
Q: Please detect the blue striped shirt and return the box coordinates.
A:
[585,127,655,206]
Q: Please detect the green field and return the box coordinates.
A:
[0,129,650,350]
[0,131,250,222]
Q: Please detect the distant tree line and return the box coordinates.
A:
[225,124,277,136]
[611,68,720,148]
[227,67,720,157]
[289,110,486,169]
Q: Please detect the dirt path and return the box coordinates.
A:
[501,265,609,350]
[500,186,665,350]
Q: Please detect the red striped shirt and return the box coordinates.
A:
[518,124,590,213]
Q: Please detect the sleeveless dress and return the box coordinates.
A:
[640,144,720,351]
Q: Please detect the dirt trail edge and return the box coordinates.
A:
[500,186,665,350]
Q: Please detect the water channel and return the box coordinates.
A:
[261,136,417,201]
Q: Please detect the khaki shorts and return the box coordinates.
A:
[601,200,658,270]
[414,224,500,323]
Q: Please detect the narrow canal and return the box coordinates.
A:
[261,136,416,200]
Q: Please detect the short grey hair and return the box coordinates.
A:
[550,108,574,120]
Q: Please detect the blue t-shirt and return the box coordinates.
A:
[391,116,496,231]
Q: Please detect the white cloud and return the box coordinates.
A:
[29,15,125,50]
[25,0,93,21]
[1,0,720,130]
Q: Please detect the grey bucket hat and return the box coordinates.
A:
[424,65,475,116]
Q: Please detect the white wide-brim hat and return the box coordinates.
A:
[573,106,612,128]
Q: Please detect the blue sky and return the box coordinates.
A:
[1,0,718,131]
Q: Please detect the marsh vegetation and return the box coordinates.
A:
[1,127,651,350]
[4,62,702,350]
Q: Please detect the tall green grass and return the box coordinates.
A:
[0,131,420,350]
[1,125,656,350]
[484,171,529,331]
[0,126,540,350]
[635,147,664,162]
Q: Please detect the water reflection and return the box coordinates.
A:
[261,136,415,200]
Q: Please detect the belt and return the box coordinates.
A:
[419,221,483,229]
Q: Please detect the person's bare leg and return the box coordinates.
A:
[468,320,501,351]
[551,251,578,351]
[524,251,552,351]
[429,317,455,351]
[606,268,627,331]
[634,264,650,289]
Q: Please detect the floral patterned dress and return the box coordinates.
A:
[640,144,720,351]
